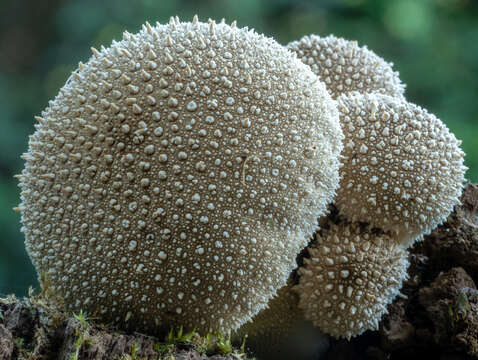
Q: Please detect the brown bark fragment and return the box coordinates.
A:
[0,324,13,360]
[0,296,243,360]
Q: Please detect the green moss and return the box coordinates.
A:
[167,326,196,344]
[73,310,89,328]
[154,342,174,355]
[215,332,233,355]
[130,340,139,359]
[1,278,253,360]
[13,337,25,347]
[69,308,96,360]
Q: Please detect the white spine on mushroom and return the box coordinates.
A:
[287,34,405,99]
[295,221,409,340]
[335,92,466,245]
[18,17,343,333]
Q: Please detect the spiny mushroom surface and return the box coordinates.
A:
[295,221,409,339]
[335,92,466,245]
[287,34,405,99]
[18,17,343,333]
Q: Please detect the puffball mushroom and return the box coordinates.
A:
[17,16,343,334]
[234,283,303,359]
[335,92,466,245]
[287,35,405,99]
[234,282,328,360]
[295,221,409,340]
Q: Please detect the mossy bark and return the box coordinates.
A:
[0,294,246,360]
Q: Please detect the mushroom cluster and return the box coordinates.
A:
[17,16,467,352]
[288,35,466,247]
[237,35,465,348]
[17,17,343,334]
[336,92,465,244]
[284,34,466,340]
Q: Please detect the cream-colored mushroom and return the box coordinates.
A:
[295,221,409,339]
[235,282,328,360]
[335,92,466,245]
[287,34,405,99]
[17,16,343,334]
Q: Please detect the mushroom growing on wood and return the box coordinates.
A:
[287,35,405,99]
[17,16,343,334]
[335,92,466,245]
[295,221,409,339]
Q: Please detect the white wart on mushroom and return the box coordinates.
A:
[18,17,343,333]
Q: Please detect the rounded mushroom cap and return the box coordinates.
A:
[295,221,409,340]
[335,92,466,245]
[18,17,343,334]
[287,34,405,99]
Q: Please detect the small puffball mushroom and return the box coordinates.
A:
[235,283,328,360]
[18,17,343,334]
[335,92,466,245]
[295,221,409,340]
[234,283,302,359]
[236,283,303,342]
[287,35,405,99]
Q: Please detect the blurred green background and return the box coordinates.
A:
[0,0,477,297]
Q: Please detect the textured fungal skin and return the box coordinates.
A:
[287,35,405,99]
[295,222,409,339]
[18,17,342,334]
[235,283,306,358]
[335,93,466,245]
[235,282,330,360]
